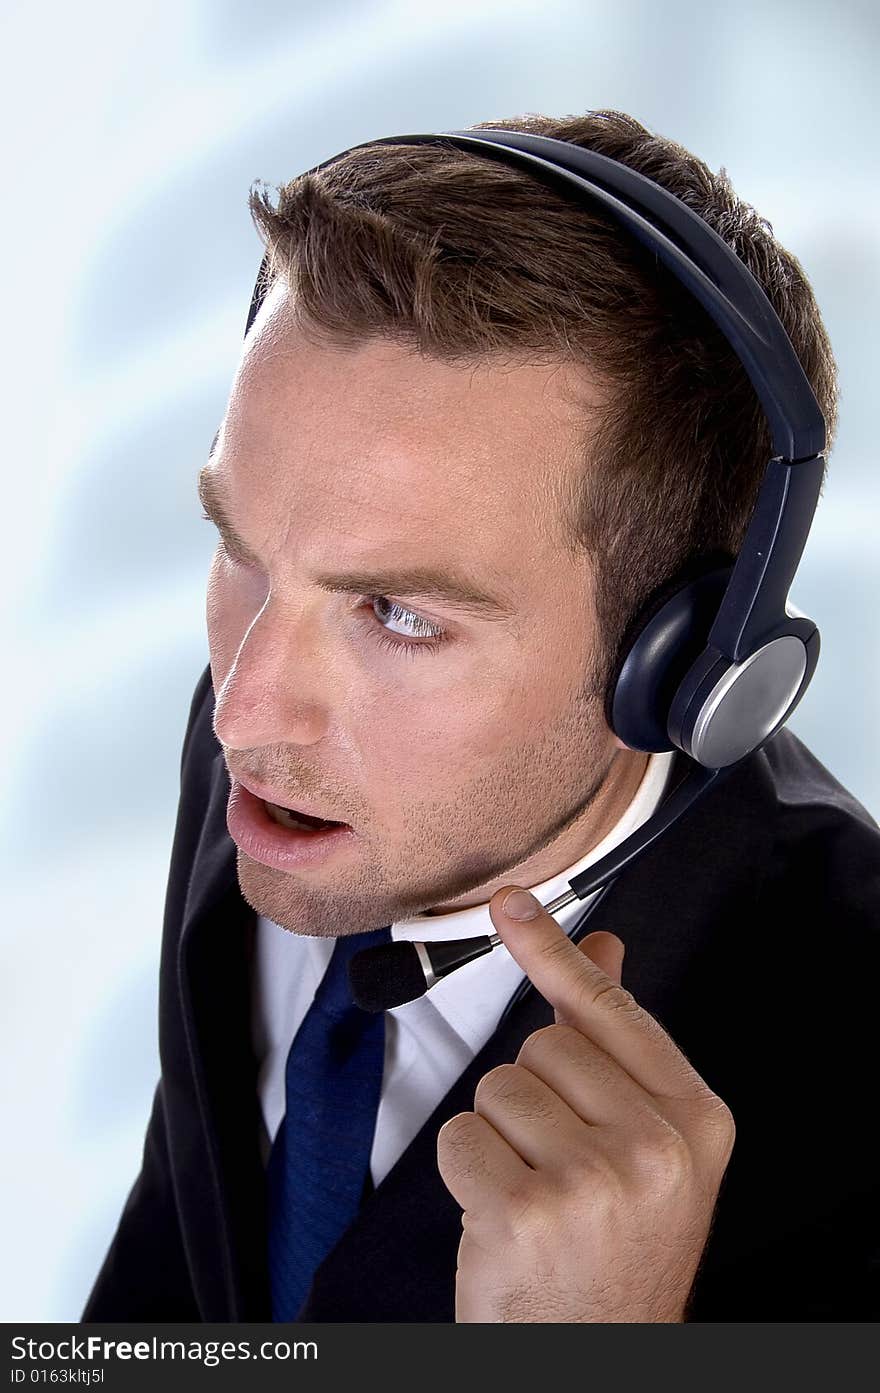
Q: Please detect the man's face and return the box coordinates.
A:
[204,285,641,937]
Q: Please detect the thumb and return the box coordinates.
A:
[554,930,625,1026]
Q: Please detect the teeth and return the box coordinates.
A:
[266,802,327,832]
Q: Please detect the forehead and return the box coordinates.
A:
[222,289,596,567]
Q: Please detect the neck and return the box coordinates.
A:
[421,746,650,917]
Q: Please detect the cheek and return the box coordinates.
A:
[445,650,592,767]
[352,673,535,785]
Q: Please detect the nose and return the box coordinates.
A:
[213,595,332,751]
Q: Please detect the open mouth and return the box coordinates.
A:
[227,781,357,869]
[264,801,347,834]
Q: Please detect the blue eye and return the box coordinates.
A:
[201,510,448,661]
[365,596,447,658]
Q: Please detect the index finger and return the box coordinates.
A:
[490,885,708,1103]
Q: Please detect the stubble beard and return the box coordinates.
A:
[234,673,614,938]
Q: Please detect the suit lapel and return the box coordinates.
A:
[174,748,270,1320]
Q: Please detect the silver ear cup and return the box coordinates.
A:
[677,636,809,767]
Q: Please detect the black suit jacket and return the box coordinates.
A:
[82,663,880,1321]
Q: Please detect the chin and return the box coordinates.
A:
[233,848,395,937]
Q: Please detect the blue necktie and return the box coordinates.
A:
[267,925,391,1322]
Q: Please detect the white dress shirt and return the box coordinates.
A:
[250,750,676,1183]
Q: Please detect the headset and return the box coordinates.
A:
[234,128,827,1013]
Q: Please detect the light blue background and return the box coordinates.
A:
[2,0,877,1322]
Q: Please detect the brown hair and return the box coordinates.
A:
[247,110,839,701]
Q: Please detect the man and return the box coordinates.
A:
[82,110,879,1322]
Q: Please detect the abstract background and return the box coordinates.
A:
[1,0,876,1320]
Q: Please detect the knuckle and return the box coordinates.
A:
[559,1143,622,1200]
[700,1093,737,1158]
[474,1063,557,1127]
[579,976,642,1021]
[627,1119,693,1188]
[436,1113,490,1187]
[517,1023,575,1069]
[473,1062,523,1110]
[436,1111,478,1157]
[592,979,639,1016]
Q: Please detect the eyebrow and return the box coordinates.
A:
[195,465,518,622]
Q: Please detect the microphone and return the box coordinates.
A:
[347,763,727,1012]
[348,881,580,1011]
[348,933,503,1012]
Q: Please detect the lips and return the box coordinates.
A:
[230,771,346,826]
[226,779,358,871]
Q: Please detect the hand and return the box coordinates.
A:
[436,885,736,1323]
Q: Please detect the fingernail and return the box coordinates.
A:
[502,889,541,921]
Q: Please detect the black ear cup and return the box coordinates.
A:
[606,558,734,751]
